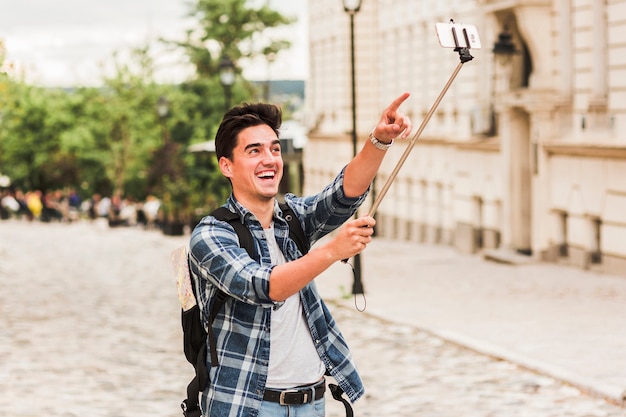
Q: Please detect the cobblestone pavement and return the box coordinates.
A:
[1,220,624,417]
[328,305,626,417]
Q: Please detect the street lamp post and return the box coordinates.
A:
[219,56,236,112]
[264,52,277,102]
[343,0,364,296]
[343,0,361,157]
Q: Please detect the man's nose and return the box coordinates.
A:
[262,148,280,162]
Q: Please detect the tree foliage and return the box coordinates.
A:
[181,0,295,78]
[0,0,295,221]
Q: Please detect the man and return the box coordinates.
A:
[189,93,412,417]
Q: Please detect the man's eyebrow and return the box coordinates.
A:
[244,142,262,151]
[243,140,281,151]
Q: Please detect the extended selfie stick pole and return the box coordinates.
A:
[367,31,475,218]
[342,24,477,311]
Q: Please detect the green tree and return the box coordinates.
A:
[99,46,163,199]
[0,0,297,219]
[0,82,64,191]
[59,87,116,197]
[180,0,295,78]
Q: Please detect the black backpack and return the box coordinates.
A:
[180,203,310,417]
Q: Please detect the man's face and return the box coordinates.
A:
[219,124,284,203]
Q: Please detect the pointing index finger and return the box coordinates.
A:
[387,92,410,112]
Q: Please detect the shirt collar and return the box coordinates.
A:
[226,194,285,225]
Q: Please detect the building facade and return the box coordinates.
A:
[304,0,626,275]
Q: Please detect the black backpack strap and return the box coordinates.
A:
[211,206,255,257]
[278,202,309,255]
[182,376,202,417]
[181,254,210,417]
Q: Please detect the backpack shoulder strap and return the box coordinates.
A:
[211,206,255,257]
[279,202,310,255]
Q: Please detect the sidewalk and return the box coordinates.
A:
[315,238,626,406]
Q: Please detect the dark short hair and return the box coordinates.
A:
[215,103,282,161]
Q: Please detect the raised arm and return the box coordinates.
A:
[268,93,412,301]
[343,92,413,198]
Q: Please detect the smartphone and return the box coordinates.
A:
[435,22,481,49]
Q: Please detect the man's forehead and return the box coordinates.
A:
[237,125,278,145]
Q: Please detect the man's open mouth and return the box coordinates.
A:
[257,170,276,180]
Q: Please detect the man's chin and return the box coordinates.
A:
[253,185,278,199]
[258,181,280,195]
[260,190,279,200]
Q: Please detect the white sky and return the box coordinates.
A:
[0,0,308,87]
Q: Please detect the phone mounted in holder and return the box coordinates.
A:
[436,19,481,63]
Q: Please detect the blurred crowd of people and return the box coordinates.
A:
[0,188,161,228]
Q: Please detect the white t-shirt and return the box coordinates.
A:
[264,224,326,389]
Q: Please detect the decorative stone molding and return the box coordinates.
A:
[479,0,551,14]
[543,142,626,160]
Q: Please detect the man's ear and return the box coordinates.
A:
[219,156,233,178]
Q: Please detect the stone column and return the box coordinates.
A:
[499,102,532,255]
[529,107,555,256]
[499,108,514,250]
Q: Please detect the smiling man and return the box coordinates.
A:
[188,95,412,417]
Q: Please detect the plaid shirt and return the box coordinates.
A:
[188,168,366,417]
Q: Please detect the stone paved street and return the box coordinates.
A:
[329,306,625,417]
[1,220,625,417]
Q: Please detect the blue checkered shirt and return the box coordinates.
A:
[188,168,367,417]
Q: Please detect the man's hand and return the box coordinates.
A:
[372,92,413,142]
[343,91,413,199]
[327,216,376,261]
[270,216,376,301]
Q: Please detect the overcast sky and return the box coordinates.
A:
[0,0,308,87]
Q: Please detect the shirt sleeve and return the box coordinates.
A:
[285,167,369,244]
[189,216,277,308]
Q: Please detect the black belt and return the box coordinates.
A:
[263,379,326,405]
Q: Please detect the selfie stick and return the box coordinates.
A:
[367,25,475,218]
[342,22,478,309]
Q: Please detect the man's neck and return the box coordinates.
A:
[234,193,275,228]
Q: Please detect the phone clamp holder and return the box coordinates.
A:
[450,21,475,63]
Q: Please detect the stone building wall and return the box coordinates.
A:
[305,0,626,276]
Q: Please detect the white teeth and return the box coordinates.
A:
[258,172,275,178]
